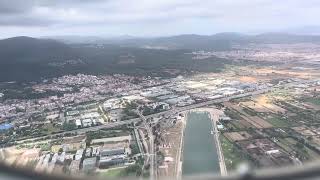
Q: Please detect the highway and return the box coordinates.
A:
[10,79,320,146]
[147,89,270,118]
[13,118,140,145]
[13,88,269,146]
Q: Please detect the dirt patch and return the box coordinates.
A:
[239,76,257,83]
[240,101,270,113]
[158,120,183,178]
[292,126,317,136]
[311,136,320,146]
[225,101,273,128]
[241,115,273,129]
[254,95,286,114]
[255,68,320,79]
[239,120,255,128]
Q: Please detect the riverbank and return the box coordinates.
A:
[176,112,186,180]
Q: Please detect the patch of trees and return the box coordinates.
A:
[130,143,140,155]
[62,121,77,131]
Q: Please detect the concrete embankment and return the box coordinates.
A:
[181,111,220,176]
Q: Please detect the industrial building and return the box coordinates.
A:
[100,147,126,157]
[98,147,128,168]
[99,155,127,168]
[82,157,97,172]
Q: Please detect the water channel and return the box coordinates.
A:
[182,111,219,176]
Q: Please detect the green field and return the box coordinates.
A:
[274,138,294,152]
[275,138,320,162]
[224,122,238,131]
[264,116,291,127]
[41,124,61,134]
[230,121,246,130]
[268,89,292,99]
[98,168,127,178]
[305,98,320,106]
[220,135,246,170]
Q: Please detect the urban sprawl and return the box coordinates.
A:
[1,43,320,179]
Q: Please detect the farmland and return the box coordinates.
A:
[219,86,320,171]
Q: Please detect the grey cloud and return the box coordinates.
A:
[0,0,319,36]
[0,15,55,26]
[0,0,35,14]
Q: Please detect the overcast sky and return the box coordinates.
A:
[0,0,320,38]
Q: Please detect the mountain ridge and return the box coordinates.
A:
[38,32,320,47]
[1,33,320,82]
[0,36,77,63]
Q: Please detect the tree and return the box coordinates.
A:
[62,121,76,131]
[130,143,140,155]
[142,106,154,116]
[295,142,305,149]
[124,164,142,176]
[123,102,139,118]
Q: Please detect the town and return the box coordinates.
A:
[1,45,320,179]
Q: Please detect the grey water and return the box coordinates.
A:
[182,111,219,176]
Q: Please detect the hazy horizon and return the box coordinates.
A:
[2,30,320,41]
[1,0,320,38]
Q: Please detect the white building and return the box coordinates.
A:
[265,149,280,155]
[82,119,92,127]
[75,149,84,160]
[75,119,82,127]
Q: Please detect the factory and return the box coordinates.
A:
[99,147,128,168]
[82,157,97,172]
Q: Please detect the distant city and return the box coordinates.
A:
[1,33,320,179]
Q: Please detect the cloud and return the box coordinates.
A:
[0,0,35,14]
[0,0,319,37]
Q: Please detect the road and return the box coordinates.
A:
[144,89,270,119]
[134,128,144,155]
[136,111,156,180]
[13,118,140,145]
[13,88,269,145]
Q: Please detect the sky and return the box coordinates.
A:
[1,0,320,38]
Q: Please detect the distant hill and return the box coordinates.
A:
[0,36,233,82]
[2,33,320,82]
[40,35,108,44]
[148,34,232,50]
[98,34,232,50]
[252,33,320,44]
[45,33,320,50]
[43,34,234,50]
[0,36,77,63]
[0,37,80,82]
[284,26,320,35]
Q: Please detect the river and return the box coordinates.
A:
[182,111,219,176]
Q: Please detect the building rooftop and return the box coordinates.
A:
[82,157,97,171]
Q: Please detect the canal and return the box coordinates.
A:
[182,111,219,176]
